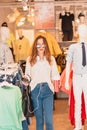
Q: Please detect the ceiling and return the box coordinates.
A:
[0,0,22,7]
[0,0,87,6]
[0,0,87,28]
[0,0,19,2]
[0,0,15,1]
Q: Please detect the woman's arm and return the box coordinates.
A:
[51,56,61,91]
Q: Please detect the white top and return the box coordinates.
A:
[66,42,87,75]
[0,40,14,65]
[25,56,60,92]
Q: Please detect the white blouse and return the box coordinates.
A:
[25,56,60,92]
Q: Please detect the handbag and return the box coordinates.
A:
[22,85,34,117]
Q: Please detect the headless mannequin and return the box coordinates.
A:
[65,24,87,130]
[0,27,14,64]
[17,29,24,40]
[65,24,87,89]
[0,27,10,42]
[59,7,75,41]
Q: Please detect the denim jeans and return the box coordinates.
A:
[22,120,28,130]
[31,82,54,130]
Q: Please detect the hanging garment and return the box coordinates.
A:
[0,84,22,130]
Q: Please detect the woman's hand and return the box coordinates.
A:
[22,75,29,87]
[53,80,61,92]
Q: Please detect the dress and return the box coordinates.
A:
[59,12,74,41]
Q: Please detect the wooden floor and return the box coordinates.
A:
[29,99,87,130]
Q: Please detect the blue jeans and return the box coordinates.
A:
[31,82,54,130]
[22,120,28,130]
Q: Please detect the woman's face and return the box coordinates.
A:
[36,38,45,54]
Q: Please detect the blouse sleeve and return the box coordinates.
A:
[51,56,60,80]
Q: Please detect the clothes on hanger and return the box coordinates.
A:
[0,83,22,130]
[0,62,31,130]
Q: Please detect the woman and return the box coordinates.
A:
[25,35,60,130]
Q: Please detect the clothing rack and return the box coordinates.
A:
[0,63,19,87]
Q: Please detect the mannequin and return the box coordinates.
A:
[59,7,75,41]
[0,27,14,64]
[65,24,87,130]
[14,28,31,63]
[1,22,15,57]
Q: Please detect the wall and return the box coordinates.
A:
[0,7,16,34]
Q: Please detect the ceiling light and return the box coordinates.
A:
[17,21,24,27]
[20,17,26,22]
[16,15,26,27]
[32,22,35,26]
[7,8,21,23]
[7,13,16,23]
[13,8,20,18]
[17,0,22,1]
[23,5,28,11]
